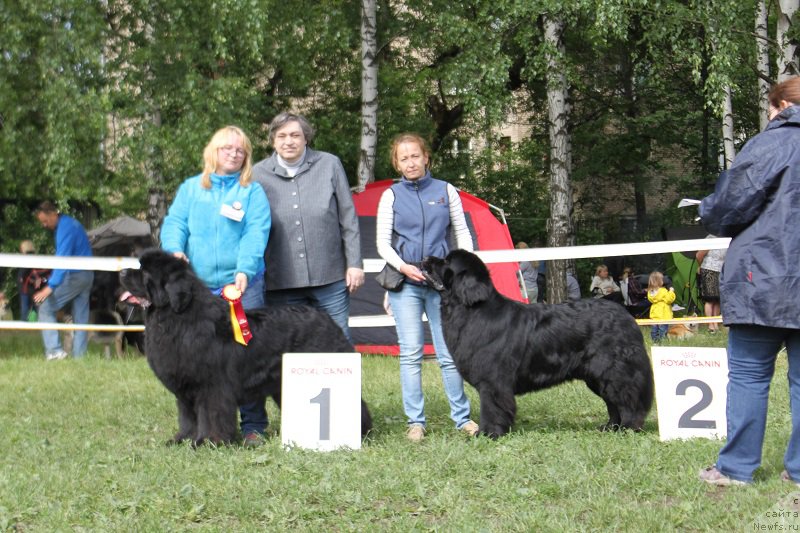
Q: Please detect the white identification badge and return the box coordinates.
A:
[220,203,244,222]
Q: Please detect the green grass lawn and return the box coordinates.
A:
[1,329,799,531]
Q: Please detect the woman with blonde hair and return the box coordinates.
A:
[161,126,271,444]
[589,264,622,303]
[199,125,255,188]
[161,125,270,299]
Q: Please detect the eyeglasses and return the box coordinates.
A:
[219,145,246,156]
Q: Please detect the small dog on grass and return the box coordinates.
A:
[667,322,698,339]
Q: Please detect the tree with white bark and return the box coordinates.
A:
[357,0,379,191]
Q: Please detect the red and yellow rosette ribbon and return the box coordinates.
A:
[222,284,252,346]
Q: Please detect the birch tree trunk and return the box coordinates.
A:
[755,0,771,130]
[777,0,799,82]
[543,13,573,304]
[356,0,378,192]
[147,109,166,245]
[721,85,735,167]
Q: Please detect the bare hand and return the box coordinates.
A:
[33,286,53,304]
[346,268,365,293]
[235,273,248,295]
[400,263,426,282]
[173,252,189,263]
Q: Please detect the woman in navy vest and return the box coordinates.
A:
[376,133,479,442]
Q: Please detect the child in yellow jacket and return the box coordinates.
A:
[648,271,675,342]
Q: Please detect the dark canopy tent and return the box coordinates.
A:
[87,216,152,256]
[86,216,152,353]
[350,180,522,354]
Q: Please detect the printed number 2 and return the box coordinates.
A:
[309,388,331,441]
[676,379,716,429]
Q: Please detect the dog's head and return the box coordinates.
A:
[421,249,494,306]
[119,249,195,313]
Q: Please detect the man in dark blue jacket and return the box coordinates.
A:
[33,201,94,360]
[698,77,800,486]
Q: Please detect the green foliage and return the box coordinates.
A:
[0,0,780,253]
[0,0,110,243]
[0,331,796,530]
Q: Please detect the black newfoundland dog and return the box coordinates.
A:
[422,250,653,438]
[120,249,372,446]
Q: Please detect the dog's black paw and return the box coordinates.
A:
[166,435,191,446]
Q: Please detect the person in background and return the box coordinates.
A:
[33,201,94,360]
[16,239,46,321]
[160,125,271,446]
[699,77,800,486]
[252,112,364,339]
[620,266,649,317]
[566,271,581,301]
[376,132,479,442]
[647,271,675,343]
[696,235,726,333]
[515,241,538,303]
[589,264,622,303]
[536,260,546,302]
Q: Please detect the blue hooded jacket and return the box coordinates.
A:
[700,105,800,328]
[161,172,271,290]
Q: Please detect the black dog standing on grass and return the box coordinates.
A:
[422,250,653,439]
[120,249,372,446]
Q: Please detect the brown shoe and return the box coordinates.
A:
[406,423,425,443]
[242,432,266,448]
[460,420,480,437]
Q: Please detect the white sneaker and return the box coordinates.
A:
[46,350,69,361]
[406,423,425,443]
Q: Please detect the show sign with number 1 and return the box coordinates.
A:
[651,346,728,441]
[281,352,364,451]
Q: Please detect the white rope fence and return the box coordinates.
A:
[0,237,729,331]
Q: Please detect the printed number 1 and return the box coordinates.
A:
[676,379,716,429]
[309,388,331,440]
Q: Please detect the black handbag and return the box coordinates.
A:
[376,263,405,291]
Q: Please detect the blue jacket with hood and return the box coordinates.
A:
[700,105,800,329]
[160,172,271,290]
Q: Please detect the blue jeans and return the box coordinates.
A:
[265,280,352,343]
[239,279,352,436]
[715,325,800,483]
[229,274,272,437]
[388,282,471,429]
[38,271,94,357]
[19,292,33,321]
[651,324,668,342]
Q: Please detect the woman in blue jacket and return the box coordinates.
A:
[376,133,478,442]
[161,125,271,445]
[699,77,800,486]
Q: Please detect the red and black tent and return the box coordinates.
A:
[350,180,523,354]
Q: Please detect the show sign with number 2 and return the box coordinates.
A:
[651,346,728,441]
[281,352,364,451]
